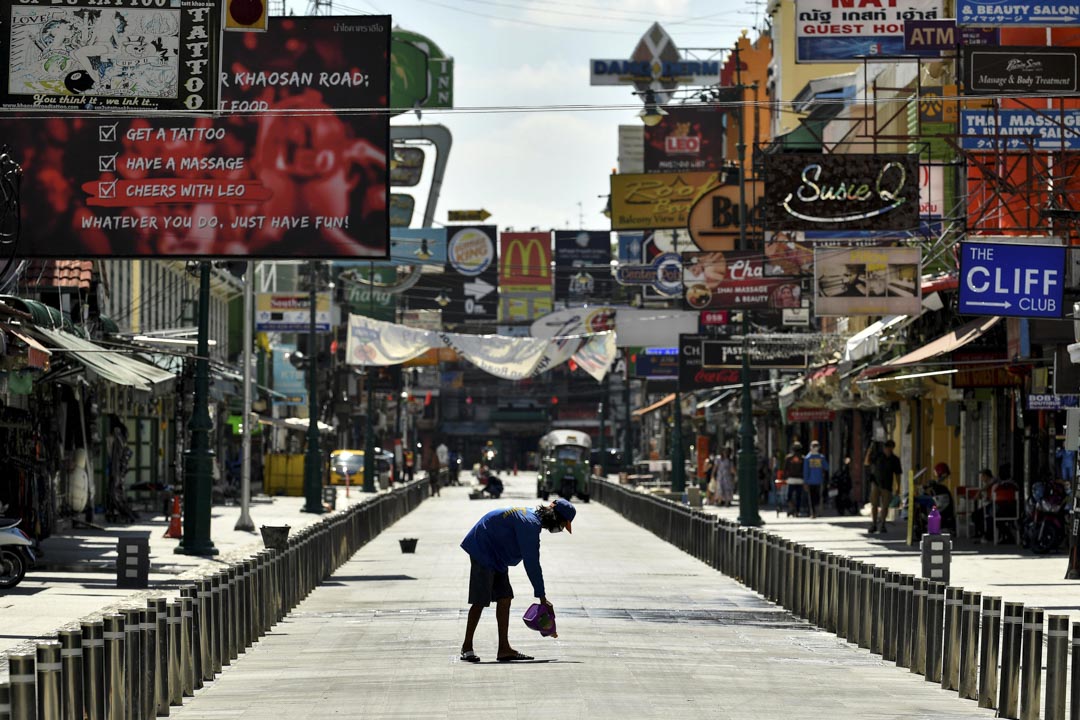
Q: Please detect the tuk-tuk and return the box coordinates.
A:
[329,449,392,489]
[537,430,591,502]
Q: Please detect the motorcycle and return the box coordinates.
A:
[0,517,36,590]
[827,459,858,515]
[1021,479,1070,554]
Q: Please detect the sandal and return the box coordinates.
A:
[497,652,535,662]
[459,650,480,663]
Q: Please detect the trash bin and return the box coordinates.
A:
[260,525,291,551]
[399,538,418,554]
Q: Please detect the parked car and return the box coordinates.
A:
[330,449,392,489]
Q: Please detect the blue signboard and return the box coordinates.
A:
[271,345,308,406]
[959,242,1065,318]
[960,110,1080,151]
[958,0,1080,26]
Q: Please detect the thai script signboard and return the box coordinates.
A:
[794,0,944,62]
[960,109,1080,151]
[958,0,1080,26]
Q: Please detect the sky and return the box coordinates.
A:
[283,0,766,232]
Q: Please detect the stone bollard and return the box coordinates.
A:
[80,620,105,720]
[8,652,35,720]
[57,630,83,720]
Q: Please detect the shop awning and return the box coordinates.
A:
[632,393,675,419]
[697,389,736,410]
[27,327,175,396]
[844,315,909,363]
[2,324,52,370]
[882,317,1000,368]
[256,415,334,433]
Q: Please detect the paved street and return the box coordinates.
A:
[164,473,994,720]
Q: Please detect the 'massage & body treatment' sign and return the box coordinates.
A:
[764,154,919,232]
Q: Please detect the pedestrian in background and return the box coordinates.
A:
[802,440,829,519]
[716,448,735,507]
[459,499,575,663]
[701,453,715,501]
[864,439,901,533]
[783,442,805,517]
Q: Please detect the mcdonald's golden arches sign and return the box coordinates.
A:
[499,231,552,322]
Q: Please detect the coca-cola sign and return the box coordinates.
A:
[764,154,920,232]
[678,334,741,390]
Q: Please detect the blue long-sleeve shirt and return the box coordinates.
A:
[461,507,545,598]
[803,452,829,486]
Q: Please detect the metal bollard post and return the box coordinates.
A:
[882,572,898,662]
[941,587,963,691]
[36,641,62,720]
[858,563,872,651]
[798,545,810,619]
[58,630,83,720]
[978,596,1003,710]
[179,595,196,695]
[826,554,839,634]
[80,621,104,720]
[213,573,228,670]
[138,607,155,720]
[870,567,885,655]
[808,549,820,626]
[846,560,861,646]
[1,681,9,720]
[150,598,170,717]
[897,575,915,668]
[910,578,927,676]
[227,567,240,661]
[245,559,258,644]
[198,578,216,680]
[1018,607,1043,720]
[237,562,250,650]
[959,591,982,701]
[924,582,945,684]
[1070,623,1080,720]
[122,607,142,720]
[102,615,124,720]
[167,602,183,706]
[998,601,1024,719]
[8,652,36,720]
[1044,615,1069,720]
[817,551,829,629]
[836,557,849,639]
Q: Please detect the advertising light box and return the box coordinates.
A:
[1,15,391,258]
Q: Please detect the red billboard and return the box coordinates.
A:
[3,15,390,258]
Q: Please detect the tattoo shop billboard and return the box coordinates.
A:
[0,0,220,112]
[1,15,391,258]
[763,154,920,232]
[794,0,944,63]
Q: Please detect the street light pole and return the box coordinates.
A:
[363,261,377,493]
[302,261,324,514]
[622,349,632,473]
[235,260,255,532]
[734,41,763,527]
[177,262,218,555]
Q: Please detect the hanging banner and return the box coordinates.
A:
[0,15,390,258]
[963,47,1080,95]
[499,231,552,322]
[609,171,722,230]
[763,153,920,231]
[554,230,612,302]
[345,314,615,380]
[682,251,803,311]
[813,246,922,316]
[794,0,944,62]
[644,105,728,173]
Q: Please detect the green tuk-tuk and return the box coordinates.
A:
[537,430,591,502]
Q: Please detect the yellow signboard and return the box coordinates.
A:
[609,171,722,230]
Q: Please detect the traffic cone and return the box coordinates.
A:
[164,496,182,539]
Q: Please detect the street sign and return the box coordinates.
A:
[958,0,1080,26]
[256,293,332,332]
[448,209,492,222]
[959,242,1065,318]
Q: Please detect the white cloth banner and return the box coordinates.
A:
[345,315,617,380]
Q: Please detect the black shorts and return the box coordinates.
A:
[468,557,513,606]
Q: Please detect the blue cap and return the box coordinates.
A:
[553,498,576,533]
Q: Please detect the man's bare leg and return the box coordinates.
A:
[495,597,514,657]
[461,603,484,654]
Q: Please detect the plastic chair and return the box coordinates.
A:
[954,486,978,539]
[991,485,1020,545]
